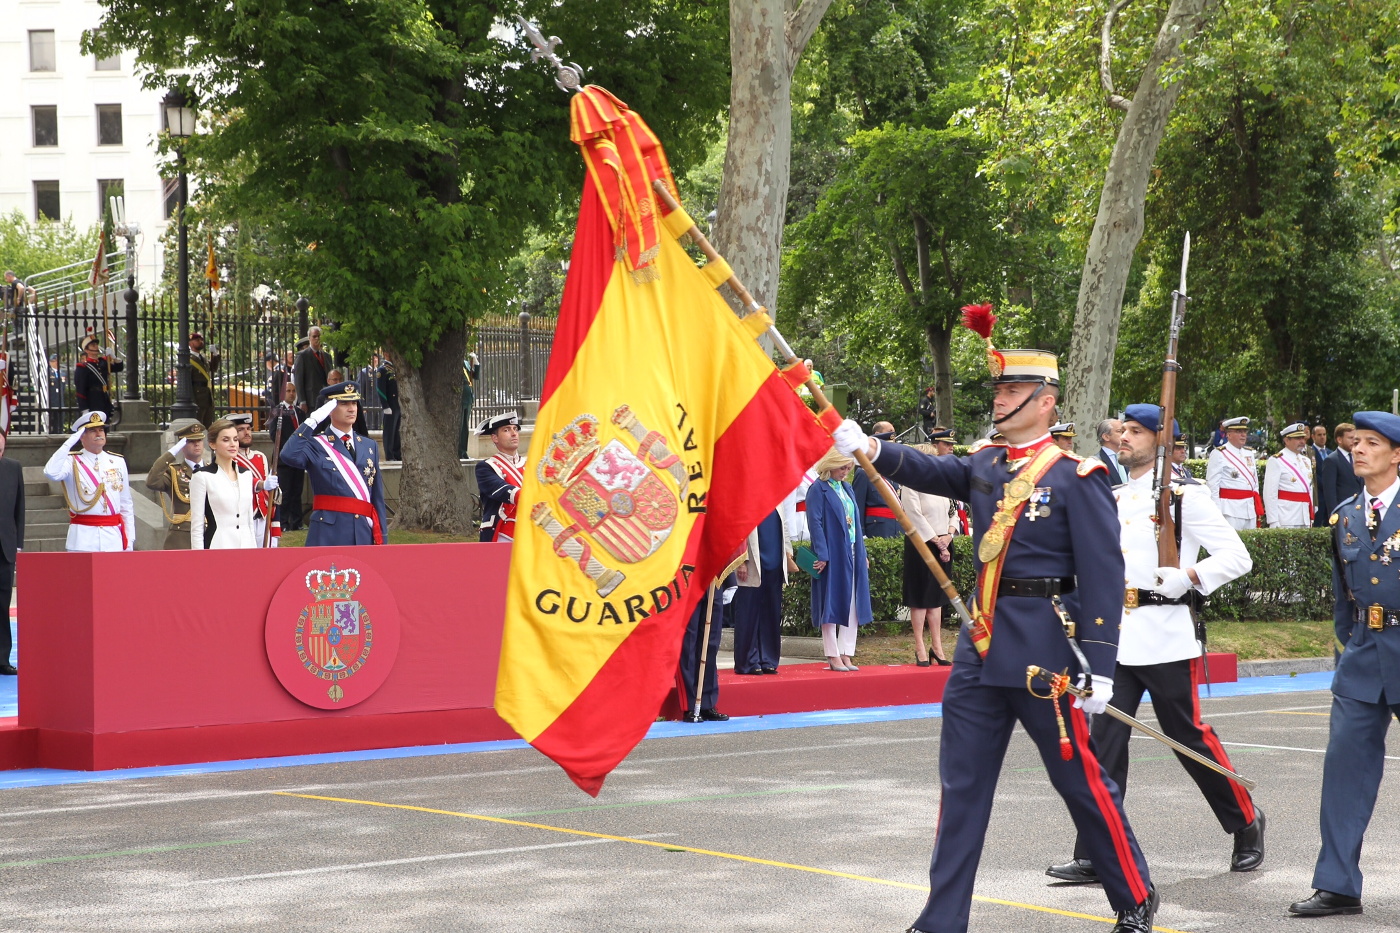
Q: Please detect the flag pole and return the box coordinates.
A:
[652,180,976,631]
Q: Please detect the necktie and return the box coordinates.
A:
[1371,497,1384,534]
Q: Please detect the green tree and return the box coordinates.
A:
[0,211,100,286]
[88,1,728,531]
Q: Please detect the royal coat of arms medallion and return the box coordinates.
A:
[265,558,401,709]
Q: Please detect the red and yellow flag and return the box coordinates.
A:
[495,87,833,795]
[205,233,219,290]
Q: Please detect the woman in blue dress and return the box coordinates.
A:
[805,448,873,670]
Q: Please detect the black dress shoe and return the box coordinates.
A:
[1231,807,1265,872]
[0,663,14,675]
[734,669,763,675]
[682,712,703,723]
[760,667,778,674]
[1111,885,1157,933]
[1045,857,1099,884]
[699,707,729,721]
[915,656,932,667]
[1289,890,1362,916]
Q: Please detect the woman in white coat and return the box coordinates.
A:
[191,419,278,549]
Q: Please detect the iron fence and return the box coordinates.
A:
[8,295,557,439]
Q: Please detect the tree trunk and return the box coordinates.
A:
[388,328,473,535]
[1061,0,1216,452]
[927,324,954,432]
[716,0,832,326]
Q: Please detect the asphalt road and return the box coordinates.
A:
[0,688,1396,932]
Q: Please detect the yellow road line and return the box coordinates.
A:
[1267,711,1330,717]
[275,791,1188,932]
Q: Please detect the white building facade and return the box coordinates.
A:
[0,0,172,285]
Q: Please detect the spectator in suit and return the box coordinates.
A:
[1315,422,1361,527]
[1310,424,1331,462]
[293,326,330,416]
[358,354,382,431]
[0,431,22,675]
[377,358,402,461]
[731,508,794,675]
[853,421,902,538]
[1097,418,1128,484]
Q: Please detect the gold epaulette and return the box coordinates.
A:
[1059,449,1085,461]
[1075,457,1108,477]
[966,438,1004,454]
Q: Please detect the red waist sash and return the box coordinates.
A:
[1278,489,1315,519]
[313,495,384,544]
[1218,487,1265,517]
[865,506,896,520]
[70,512,127,549]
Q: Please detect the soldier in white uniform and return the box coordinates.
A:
[44,411,135,552]
[1207,416,1261,531]
[1264,422,1316,528]
[1047,404,1262,884]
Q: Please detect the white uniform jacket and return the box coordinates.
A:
[1263,448,1314,529]
[1206,444,1259,528]
[1116,472,1252,666]
[44,445,135,552]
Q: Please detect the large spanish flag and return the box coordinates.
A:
[495,87,834,795]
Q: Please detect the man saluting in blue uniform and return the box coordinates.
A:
[1289,411,1400,917]
[833,306,1157,933]
[280,381,388,546]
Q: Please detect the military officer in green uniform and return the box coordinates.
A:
[457,352,481,460]
[145,422,206,549]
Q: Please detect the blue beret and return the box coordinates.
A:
[1124,404,1181,439]
[1354,411,1400,446]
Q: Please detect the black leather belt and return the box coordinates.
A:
[1356,604,1400,630]
[999,576,1075,598]
[1124,587,1191,609]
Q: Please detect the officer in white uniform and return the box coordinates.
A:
[1207,416,1261,531]
[44,411,135,552]
[1048,404,1262,884]
[1264,422,1315,528]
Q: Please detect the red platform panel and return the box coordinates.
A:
[17,544,514,769]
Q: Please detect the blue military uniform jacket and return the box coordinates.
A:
[280,423,388,546]
[875,439,1125,687]
[851,467,902,537]
[1330,493,1400,704]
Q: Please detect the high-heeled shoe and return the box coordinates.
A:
[826,657,848,671]
[935,657,952,666]
[915,654,932,667]
[841,656,859,671]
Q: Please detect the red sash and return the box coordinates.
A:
[313,494,384,544]
[1218,487,1266,517]
[1278,489,1315,519]
[487,455,525,541]
[865,506,896,520]
[71,512,127,550]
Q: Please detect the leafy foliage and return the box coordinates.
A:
[0,211,100,281]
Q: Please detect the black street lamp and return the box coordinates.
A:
[163,88,197,421]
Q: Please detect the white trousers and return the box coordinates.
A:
[821,594,860,656]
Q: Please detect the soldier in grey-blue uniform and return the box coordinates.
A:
[279,381,388,546]
[1290,411,1400,917]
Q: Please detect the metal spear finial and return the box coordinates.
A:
[514,16,585,93]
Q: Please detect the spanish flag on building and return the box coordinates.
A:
[495,87,833,795]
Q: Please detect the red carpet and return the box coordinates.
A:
[0,652,1239,772]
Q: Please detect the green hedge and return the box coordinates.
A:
[780,527,1330,632]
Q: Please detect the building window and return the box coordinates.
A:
[162,176,179,220]
[32,106,58,147]
[95,51,120,71]
[96,104,123,146]
[29,30,55,72]
[98,179,125,221]
[34,181,60,221]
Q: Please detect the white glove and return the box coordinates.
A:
[1153,566,1194,599]
[68,426,87,446]
[0,358,8,371]
[833,419,871,458]
[382,407,392,416]
[468,352,479,366]
[168,440,186,458]
[1073,674,1113,716]
[262,475,280,491]
[306,399,337,428]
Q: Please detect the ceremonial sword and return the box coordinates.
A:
[1026,664,1256,791]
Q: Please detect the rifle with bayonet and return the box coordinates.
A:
[1153,232,1211,689]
